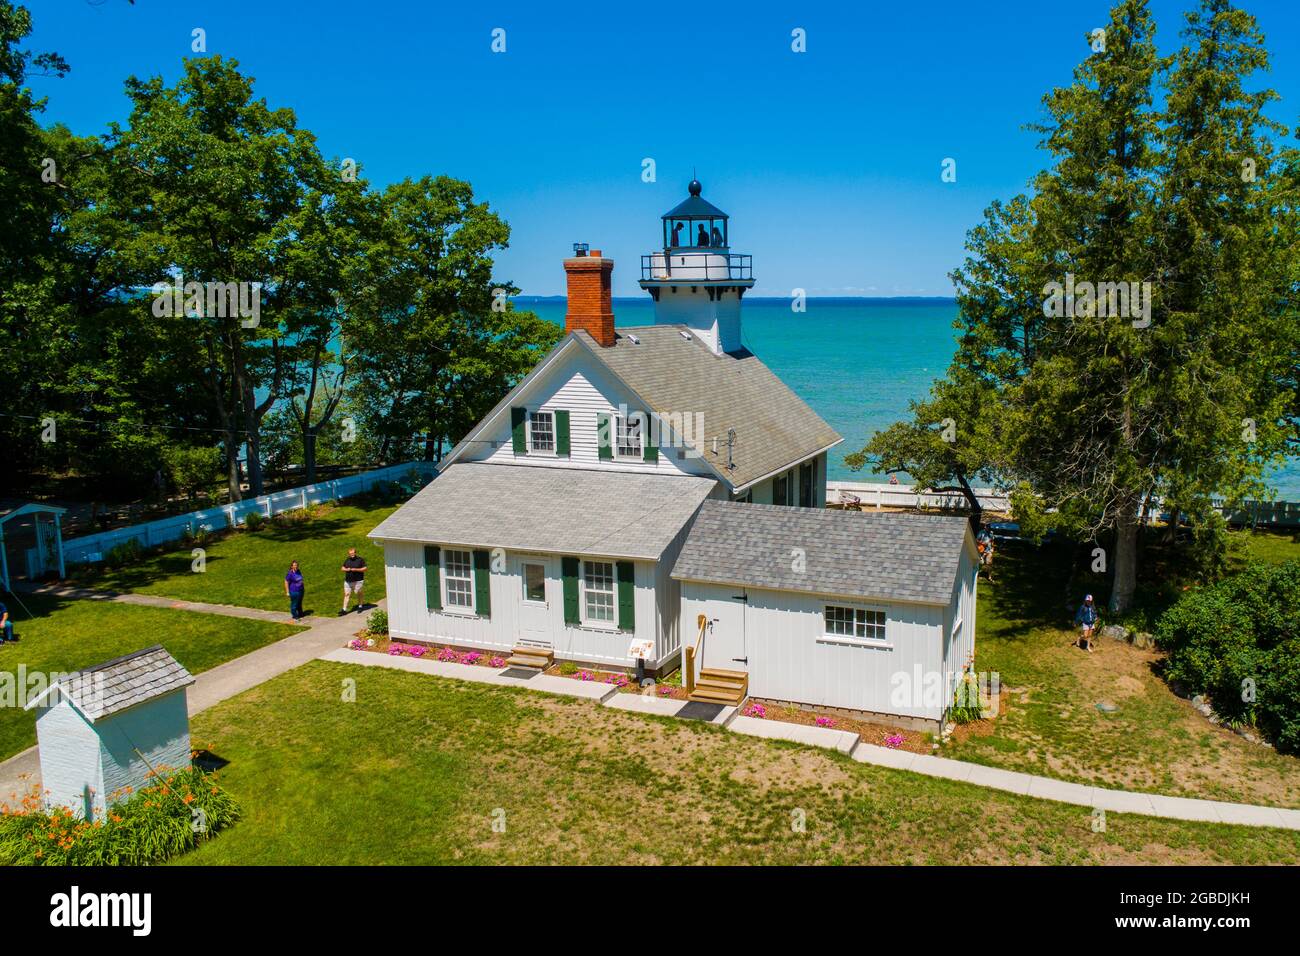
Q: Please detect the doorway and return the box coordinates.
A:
[513,555,554,647]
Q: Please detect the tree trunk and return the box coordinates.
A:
[1109,500,1140,614]
[224,432,242,502]
[303,427,318,484]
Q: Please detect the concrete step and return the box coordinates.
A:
[506,654,551,669]
[688,687,746,705]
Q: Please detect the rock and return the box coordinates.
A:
[1170,680,1191,699]
[1191,694,1206,708]
[1100,624,1130,642]
[1095,700,1118,713]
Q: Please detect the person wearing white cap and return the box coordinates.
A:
[1073,594,1100,652]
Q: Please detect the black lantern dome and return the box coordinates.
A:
[662,180,729,250]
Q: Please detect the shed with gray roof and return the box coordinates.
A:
[27,645,194,819]
[672,501,979,728]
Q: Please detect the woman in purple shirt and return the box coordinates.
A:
[284,560,305,620]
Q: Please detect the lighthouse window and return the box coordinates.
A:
[615,415,643,458]
[528,411,554,453]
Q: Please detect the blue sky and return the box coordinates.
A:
[25,0,1300,296]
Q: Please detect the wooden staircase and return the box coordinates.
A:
[505,645,554,670]
[688,667,748,706]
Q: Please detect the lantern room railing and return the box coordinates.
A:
[640,252,753,282]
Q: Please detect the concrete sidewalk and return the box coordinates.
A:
[0,602,381,804]
[12,581,307,625]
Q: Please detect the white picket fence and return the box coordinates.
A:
[827,481,1010,513]
[62,462,438,566]
[828,480,1300,528]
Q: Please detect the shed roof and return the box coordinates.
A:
[368,462,717,560]
[671,500,973,606]
[577,325,842,490]
[26,645,194,722]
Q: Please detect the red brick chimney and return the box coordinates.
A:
[563,249,615,347]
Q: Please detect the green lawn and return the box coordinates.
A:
[71,501,395,614]
[946,531,1300,808]
[181,661,1300,865]
[0,593,303,763]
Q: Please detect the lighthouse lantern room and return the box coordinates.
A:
[639,179,755,356]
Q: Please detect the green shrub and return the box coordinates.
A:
[558,661,578,676]
[366,609,388,636]
[104,538,144,569]
[0,765,240,865]
[243,510,266,531]
[1156,560,1300,752]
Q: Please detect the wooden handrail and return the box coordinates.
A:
[685,614,708,694]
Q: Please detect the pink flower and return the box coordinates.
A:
[814,716,836,728]
[577,670,594,681]
[488,656,507,668]
[436,647,460,662]
[744,703,766,719]
[462,652,482,666]
[388,645,404,656]
[409,646,427,658]
[885,734,905,749]
[659,686,674,697]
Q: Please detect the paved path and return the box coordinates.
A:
[0,601,381,803]
[319,649,1300,832]
[12,581,302,625]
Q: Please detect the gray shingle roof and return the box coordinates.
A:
[369,462,717,560]
[30,645,193,722]
[671,500,972,606]
[577,325,842,490]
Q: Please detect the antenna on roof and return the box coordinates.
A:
[726,428,735,471]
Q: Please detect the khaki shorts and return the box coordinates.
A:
[343,580,365,595]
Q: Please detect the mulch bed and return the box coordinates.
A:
[747,701,934,755]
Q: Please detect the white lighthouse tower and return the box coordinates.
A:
[638,179,754,355]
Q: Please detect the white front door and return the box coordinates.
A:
[514,555,553,646]
[702,587,748,673]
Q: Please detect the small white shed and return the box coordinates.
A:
[672,501,978,729]
[26,645,195,819]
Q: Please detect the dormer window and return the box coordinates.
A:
[616,415,643,458]
[529,411,555,454]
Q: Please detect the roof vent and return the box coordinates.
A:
[679,330,692,341]
[626,333,640,345]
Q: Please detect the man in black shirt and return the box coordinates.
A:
[340,547,368,615]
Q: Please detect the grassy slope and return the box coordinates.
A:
[70,502,395,614]
[946,530,1300,807]
[183,661,1300,865]
[0,594,303,763]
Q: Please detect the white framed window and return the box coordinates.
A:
[443,549,475,611]
[529,411,555,454]
[522,562,546,603]
[615,415,643,458]
[824,605,886,642]
[581,560,616,625]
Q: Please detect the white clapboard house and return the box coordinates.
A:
[370,181,977,727]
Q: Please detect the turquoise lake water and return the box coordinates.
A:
[520,296,1300,498]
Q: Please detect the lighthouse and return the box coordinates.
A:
[638,179,754,355]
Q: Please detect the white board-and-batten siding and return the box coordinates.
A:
[380,540,665,667]
[680,582,950,722]
[465,348,716,480]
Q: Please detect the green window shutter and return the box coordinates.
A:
[423,545,442,611]
[472,549,491,618]
[596,413,613,461]
[555,409,571,457]
[511,407,527,455]
[642,414,658,463]
[562,556,580,624]
[616,561,635,632]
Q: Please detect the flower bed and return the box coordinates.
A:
[347,636,507,669]
[0,765,240,865]
[742,700,933,754]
